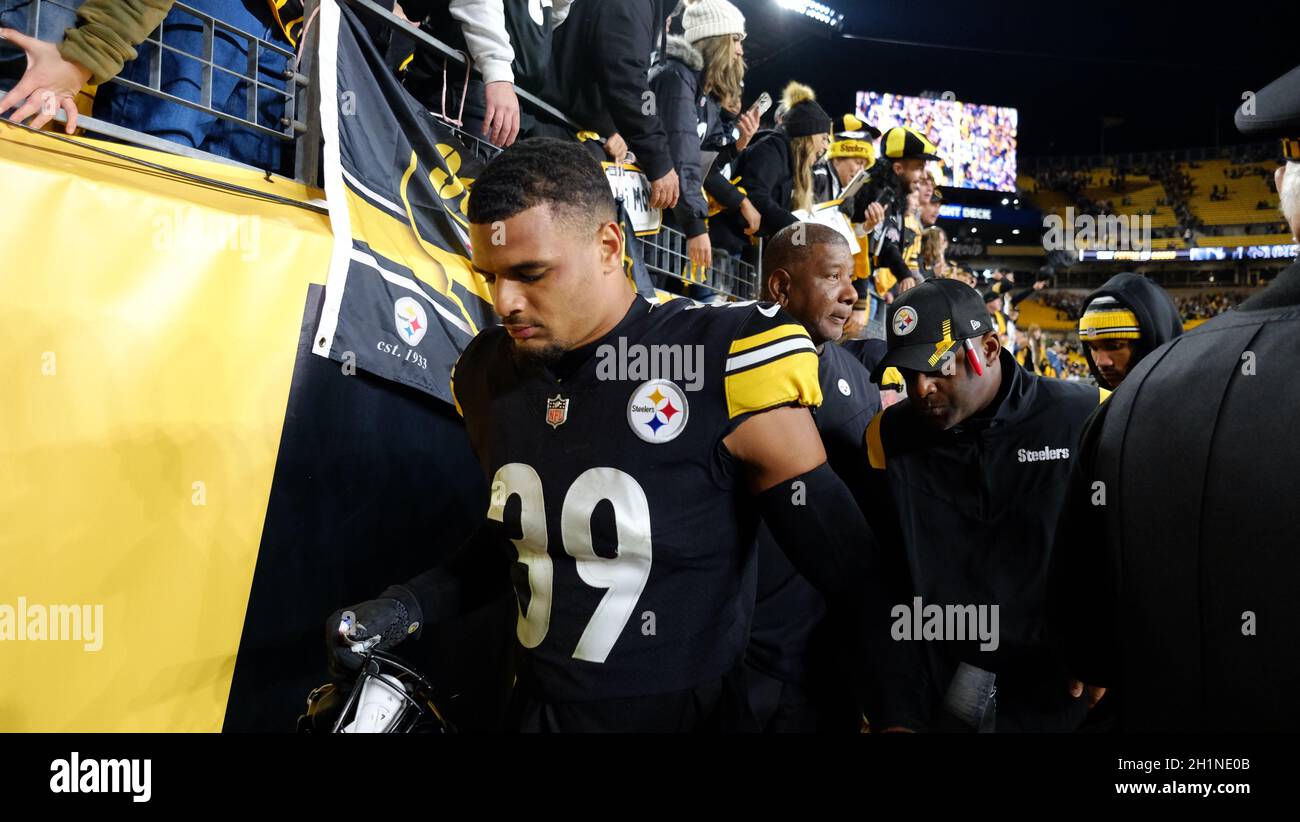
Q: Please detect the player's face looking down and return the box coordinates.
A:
[470,203,629,366]
[901,331,1001,431]
[765,242,857,346]
[1088,339,1133,387]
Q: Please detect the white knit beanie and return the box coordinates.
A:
[682,0,746,44]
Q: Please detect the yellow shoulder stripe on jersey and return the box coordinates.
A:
[866,411,886,469]
[1098,386,1111,404]
[880,366,904,392]
[725,349,821,419]
[728,323,808,355]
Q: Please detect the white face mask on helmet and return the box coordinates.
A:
[298,650,455,734]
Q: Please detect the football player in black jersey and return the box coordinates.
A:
[744,222,881,732]
[325,138,883,732]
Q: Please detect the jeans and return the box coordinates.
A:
[0,0,80,79]
[91,0,290,171]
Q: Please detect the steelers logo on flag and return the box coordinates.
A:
[394,296,429,346]
[627,379,689,444]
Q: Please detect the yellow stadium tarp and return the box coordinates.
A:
[0,123,331,730]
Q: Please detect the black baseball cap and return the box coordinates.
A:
[871,279,993,382]
[1235,64,1300,141]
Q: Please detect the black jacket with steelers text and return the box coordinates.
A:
[403,296,829,704]
[862,348,1109,731]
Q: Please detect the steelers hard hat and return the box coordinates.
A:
[829,113,880,161]
[880,126,941,162]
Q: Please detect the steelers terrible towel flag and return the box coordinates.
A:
[312,0,657,406]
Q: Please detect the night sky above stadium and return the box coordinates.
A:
[737,0,1294,159]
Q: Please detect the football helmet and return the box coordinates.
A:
[298,650,456,733]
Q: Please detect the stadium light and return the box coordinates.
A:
[996,238,1004,244]
[1001,198,1009,205]
[775,0,845,30]
[971,227,978,234]
[1012,229,1021,235]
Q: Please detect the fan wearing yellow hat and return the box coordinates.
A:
[812,113,880,203]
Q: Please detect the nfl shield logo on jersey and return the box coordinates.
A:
[545,395,569,429]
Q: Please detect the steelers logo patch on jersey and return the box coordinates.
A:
[627,379,689,443]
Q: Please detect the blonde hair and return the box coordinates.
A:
[789,134,820,213]
[920,227,948,272]
[696,34,745,114]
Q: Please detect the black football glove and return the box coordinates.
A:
[325,586,423,678]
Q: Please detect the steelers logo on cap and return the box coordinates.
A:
[893,306,919,337]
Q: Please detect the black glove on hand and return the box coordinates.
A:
[325,585,423,678]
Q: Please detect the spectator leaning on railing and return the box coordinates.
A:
[402,0,574,148]
[538,0,680,210]
[650,0,756,282]
[2,0,295,172]
[0,0,173,133]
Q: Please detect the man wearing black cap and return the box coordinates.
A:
[860,279,1109,732]
[1048,65,1300,732]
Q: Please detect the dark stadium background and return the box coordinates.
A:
[735,0,1294,156]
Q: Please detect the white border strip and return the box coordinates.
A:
[341,165,406,218]
[311,0,353,358]
[725,336,815,373]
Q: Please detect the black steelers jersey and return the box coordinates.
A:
[449,296,822,702]
[747,340,880,684]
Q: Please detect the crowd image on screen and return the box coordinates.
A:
[856,91,1018,191]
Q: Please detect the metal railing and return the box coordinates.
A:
[115,2,303,142]
[1,0,759,300]
[3,0,303,171]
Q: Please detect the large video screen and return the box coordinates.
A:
[856,91,1018,192]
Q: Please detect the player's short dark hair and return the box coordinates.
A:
[762,222,850,292]
[467,137,617,230]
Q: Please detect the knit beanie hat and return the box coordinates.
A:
[780,81,832,138]
[682,0,746,44]
[1078,295,1141,340]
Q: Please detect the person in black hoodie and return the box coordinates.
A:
[710,81,831,257]
[1075,272,1183,389]
[538,0,680,210]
